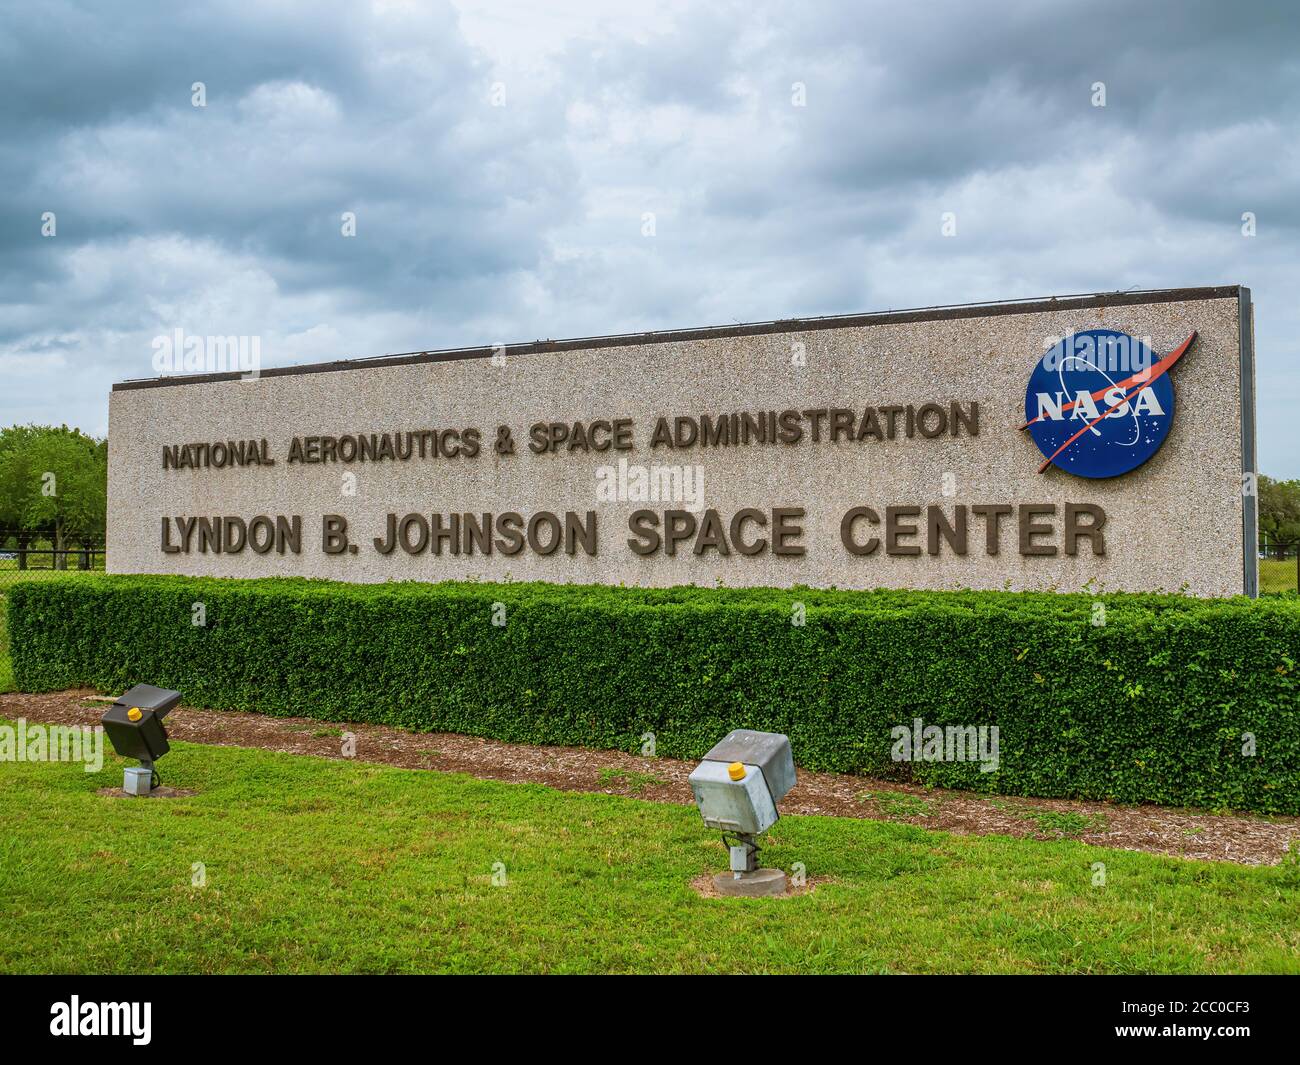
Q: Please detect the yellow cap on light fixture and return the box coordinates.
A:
[127,707,142,722]
[727,761,746,780]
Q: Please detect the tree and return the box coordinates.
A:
[0,425,40,529]
[1258,474,1300,547]
[0,425,107,569]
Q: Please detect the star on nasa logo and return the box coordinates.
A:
[1022,328,1197,478]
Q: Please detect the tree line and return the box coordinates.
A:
[1260,475,1300,548]
[0,425,107,569]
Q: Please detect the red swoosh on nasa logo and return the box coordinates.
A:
[1019,331,1197,431]
[1026,331,1197,474]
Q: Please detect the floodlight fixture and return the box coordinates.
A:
[688,729,796,896]
[101,684,181,796]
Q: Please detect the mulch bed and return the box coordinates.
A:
[4,689,1297,866]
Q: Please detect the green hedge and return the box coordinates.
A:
[9,574,1300,813]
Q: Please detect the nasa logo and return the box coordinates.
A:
[1022,328,1197,478]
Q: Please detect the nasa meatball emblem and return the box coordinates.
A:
[1022,328,1197,478]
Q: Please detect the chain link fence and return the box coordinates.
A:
[0,540,106,589]
[1259,538,1299,594]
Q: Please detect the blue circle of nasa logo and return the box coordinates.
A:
[1024,329,1178,479]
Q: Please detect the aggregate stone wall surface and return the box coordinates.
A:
[107,293,1252,596]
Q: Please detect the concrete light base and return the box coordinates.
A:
[123,767,153,797]
[712,868,788,898]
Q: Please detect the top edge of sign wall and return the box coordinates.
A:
[113,285,1248,392]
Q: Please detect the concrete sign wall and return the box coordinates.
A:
[108,286,1257,596]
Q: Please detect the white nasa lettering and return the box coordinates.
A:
[1131,387,1164,416]
[1102,387,1131,417]
[1070,390,1100,421]
[1035,392,1066,420]
[1034,385,1165,423]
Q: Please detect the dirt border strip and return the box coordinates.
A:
[3,688,1297,866]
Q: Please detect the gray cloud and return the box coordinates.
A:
[0,0,1296,475]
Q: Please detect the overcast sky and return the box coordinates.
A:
[3,0,1297,474]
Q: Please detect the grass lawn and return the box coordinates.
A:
[1261,558,1298,594]
[1,736,1298,974]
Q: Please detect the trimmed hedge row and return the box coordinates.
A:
[9,574,1300,813]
